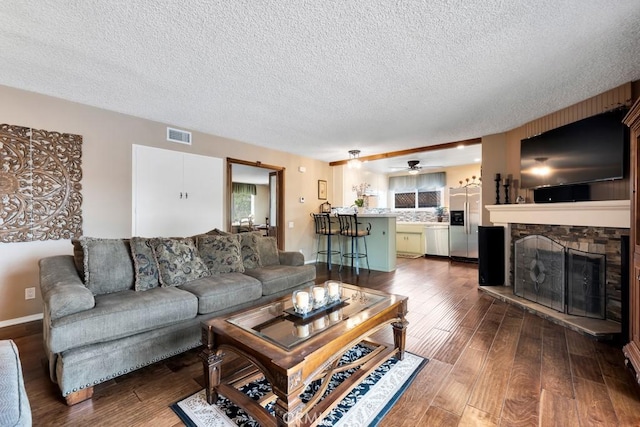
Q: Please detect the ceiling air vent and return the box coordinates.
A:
[166,127,192,145]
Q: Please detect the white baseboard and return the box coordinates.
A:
[0,313,43,329]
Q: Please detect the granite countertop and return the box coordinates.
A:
[355,213,398,218]
[397,221,450,225]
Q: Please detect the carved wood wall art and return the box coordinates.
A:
[0,124,82,242]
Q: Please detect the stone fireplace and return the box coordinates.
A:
[485,200,629,338]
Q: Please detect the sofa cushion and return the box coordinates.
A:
[48,286,198,353]
[197,234,245,274]
[279,251,305,266]
[179,273,262,314]
[130,237,160,291]
[257,237,280,267]
[243,264,316,296]
[79,237,134,295]
[240,232,263,270]
[151,238,211,287]
[0,340,31,427]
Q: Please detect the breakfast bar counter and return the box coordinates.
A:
[354,214,397,272]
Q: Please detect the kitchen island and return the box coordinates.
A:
[350,213,397,272]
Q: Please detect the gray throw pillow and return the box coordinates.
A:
[152,238,211,286]
[79,237,135,295]
[197,234,245,274]
[130,237,160,291]
[240,232,263,270]
[257,236,280,266]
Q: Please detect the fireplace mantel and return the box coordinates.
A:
[486,200,630,228]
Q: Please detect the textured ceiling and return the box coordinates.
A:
[1,1,639,172]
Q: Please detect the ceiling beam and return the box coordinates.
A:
[329,137,482,166]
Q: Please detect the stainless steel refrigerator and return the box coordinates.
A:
[449,186,480,259]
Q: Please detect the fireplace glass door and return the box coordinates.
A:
[567,248,606,319]
[514,235,565,313]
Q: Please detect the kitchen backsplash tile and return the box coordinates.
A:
[333,207,448,223]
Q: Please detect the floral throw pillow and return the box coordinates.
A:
[151,238,211,287]
[130,237,160,291]
[240,232,263,270]
[197,234,245,274]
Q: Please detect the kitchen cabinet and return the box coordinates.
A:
[623,99,640,385]
[396,223,426,255]
[396,232,423,254]
[132,145,223,237]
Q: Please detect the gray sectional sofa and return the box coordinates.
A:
[0,340,31,426]
[38,231,316,405]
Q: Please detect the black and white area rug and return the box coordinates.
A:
[171,344,427,427]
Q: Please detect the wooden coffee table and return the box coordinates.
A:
[200,283,408,427]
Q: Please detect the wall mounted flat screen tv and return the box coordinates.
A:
[520,108,628,189]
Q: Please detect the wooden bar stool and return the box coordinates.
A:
[311,213,342,270]
[336,213,371,275]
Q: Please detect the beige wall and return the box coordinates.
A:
[443,163,482,207]
[0,84,332,324]
[480,133,507,225]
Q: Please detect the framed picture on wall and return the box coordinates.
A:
[318,180,327,200]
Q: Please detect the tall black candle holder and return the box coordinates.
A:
[503,181,511,204]
[494,175,501,204]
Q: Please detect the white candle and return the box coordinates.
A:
[313,316,327,330]
[329,310,341,322]
[295,291,309,310]
[296,324,310,338]
[327,282,340,299]
[312,286,325,303]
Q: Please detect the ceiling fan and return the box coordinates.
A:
[391,160,424,175]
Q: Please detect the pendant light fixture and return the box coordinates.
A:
[347,150,362,169]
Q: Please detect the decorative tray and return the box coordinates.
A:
[284,298,349,320]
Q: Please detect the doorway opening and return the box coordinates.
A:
[227,158,285,249]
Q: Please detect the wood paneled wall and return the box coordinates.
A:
[523,83,633,138]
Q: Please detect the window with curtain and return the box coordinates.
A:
[389,172,445,209]
[232,182,256,222]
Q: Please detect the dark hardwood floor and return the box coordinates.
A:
[3,257,640,426]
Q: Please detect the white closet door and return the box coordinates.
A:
[132,145,223,237]
[181,153,223,236]
[133,145,183,236]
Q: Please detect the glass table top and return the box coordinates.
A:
[227,283,388,350]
